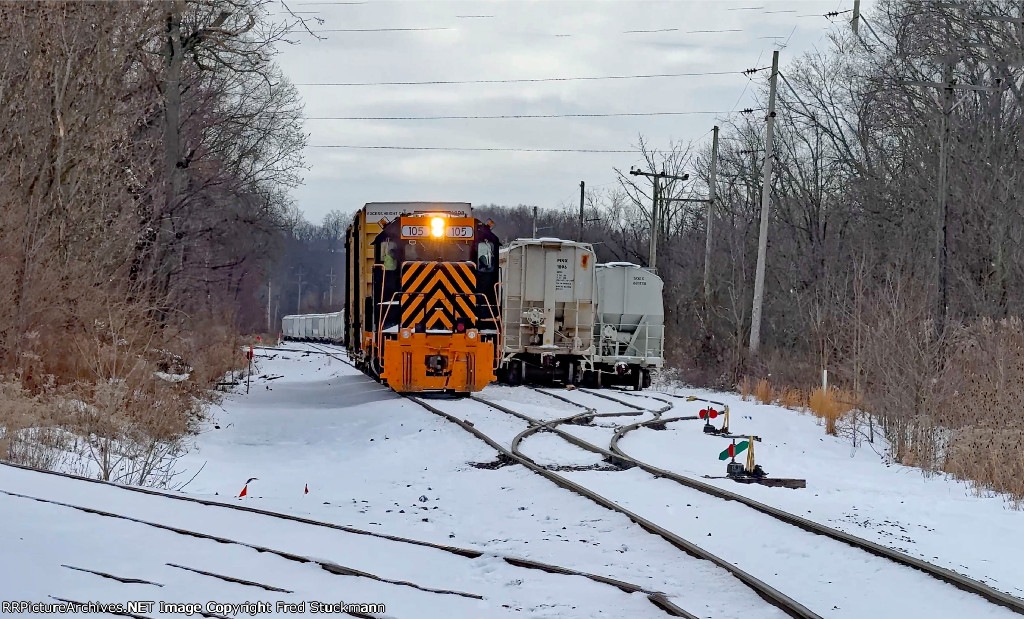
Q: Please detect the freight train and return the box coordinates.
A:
[281,203,664,393]
[498,239,663,389]
[344,202,501,394]
[281,311,345,342]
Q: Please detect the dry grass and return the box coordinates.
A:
[943,424,1024,504]
[739,376,752,401]
[777,387,807,410]
[743,378,856,437]
[0,306,244,486]
[754,378,775,405]
[808,387,855,435]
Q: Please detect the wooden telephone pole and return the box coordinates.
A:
[749,50,780,358]
[629,168,690,271]
[704,125,720,305]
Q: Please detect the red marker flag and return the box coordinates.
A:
[238,484,248,497]
[304,484,309,495]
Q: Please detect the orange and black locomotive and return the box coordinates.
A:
[345,202,500,393]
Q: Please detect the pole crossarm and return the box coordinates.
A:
[628,168,689,271]
[629,169,690,182]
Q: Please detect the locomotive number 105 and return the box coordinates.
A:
[401,225,473,239]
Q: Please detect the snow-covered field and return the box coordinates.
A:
[2,343,1022,618]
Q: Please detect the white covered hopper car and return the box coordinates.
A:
[281,311,345,343]
[593,262,664,388]
[498,238,596,385]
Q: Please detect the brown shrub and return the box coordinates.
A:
[739,376,752,401]
[808,387,853,435]
[777,388,807,410]
[943,424,1024,504]
[754,378,775,405]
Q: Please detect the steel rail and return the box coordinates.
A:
[291,344,1024,614]
[597,391,1024,615]
[0,461,676,608]
[194,342,702,602]
[1,488,452,616]
[496,387,1024,615]
[414,395,819,619]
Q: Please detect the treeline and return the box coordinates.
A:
[482,1,1024,500]
[0,1,306,483]
[256,209,350,331]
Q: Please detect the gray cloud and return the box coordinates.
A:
[275,0,867,222]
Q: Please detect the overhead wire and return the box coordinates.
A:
[309,27,451,32]
[294,69,748,87]
[296,2,854,160]
[309,145,637,153]
[304,110,747,120]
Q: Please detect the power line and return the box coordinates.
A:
[309,145,637,153]
[304,110,748,120]
[293,69,750,87]
[623,28,744,34]
[310,27,451,32]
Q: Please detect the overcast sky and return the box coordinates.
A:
[273,0,868,223]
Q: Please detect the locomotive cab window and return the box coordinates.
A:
[380,239,398,271]
[476,239,496,273]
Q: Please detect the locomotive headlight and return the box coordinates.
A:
[401,329,412,339]
[467,329,477,340]
[430,217,445,237]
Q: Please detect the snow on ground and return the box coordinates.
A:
[617,386,1024,599]
[0,464,661,618]
[4,344,1022,618]
[1,345,776,618]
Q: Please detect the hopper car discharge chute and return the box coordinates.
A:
[345,203,501,394]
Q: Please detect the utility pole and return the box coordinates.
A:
[852,0,861,35]
[935,60,953,336]
[900,5,1012,335]
[578,180,585,241]
[630,167,689,271]
[532,205,538,238]
[704,125,720,306]
[748,49,780,358]
[650,176,659,269]
[292,272,305,314]
[327,267,336,307]
[266,281,272,333]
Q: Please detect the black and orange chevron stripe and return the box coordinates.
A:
[400,261,477,330]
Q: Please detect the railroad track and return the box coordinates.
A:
[1,486,398,619]
[426,390,1023,618]
[285,342,1024,617]
[512,387,1024,616]
[0,456,703,619]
